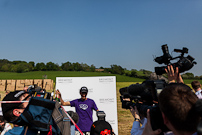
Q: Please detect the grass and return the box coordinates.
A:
[183,79,202,84]
[0,71,145,82]
[116,82,137,135]
[0,71,200,84]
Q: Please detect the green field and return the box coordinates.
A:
[0,71,201,84]
[0,71,145,82]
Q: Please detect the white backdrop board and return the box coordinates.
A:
[55,76,118,134]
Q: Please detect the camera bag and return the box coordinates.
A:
[13,96,71,135]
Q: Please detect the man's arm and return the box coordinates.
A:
[56,90,71,106]
[91,99,99,111]
[130,106,142,135]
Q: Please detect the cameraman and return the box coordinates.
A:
[1,91,35,135]
[130,106,147,135]
[126,83,154,135]
[142,66,200,135]
[1,90,64,135]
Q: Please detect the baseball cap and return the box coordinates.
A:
[80,86,88,93]
[90,120,113,135]
[1,91,27,115]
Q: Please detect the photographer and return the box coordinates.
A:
[1,90,68,135]
[120,83,154,135]
[191,80,202,99]
[130,106,147,135]
[90,111,115,135]
[1,91,36,135]
[142,66,200,135]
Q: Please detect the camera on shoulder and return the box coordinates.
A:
[119,44,197,134]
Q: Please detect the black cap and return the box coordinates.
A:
[2,91,26,115]
[80,86,88,93]
[90,120,113,135]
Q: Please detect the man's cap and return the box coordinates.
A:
[80,86,88,93]
[90,120,113,135]
[2,91,26,115]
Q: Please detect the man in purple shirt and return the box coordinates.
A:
[57,86,99,135]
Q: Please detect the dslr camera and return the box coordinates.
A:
[154,44,196,75]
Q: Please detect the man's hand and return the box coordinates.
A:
[56,89,71,106]
[142,109,162,135]
[56,89,61,97]
[130,106,140,120]
[165,65,184,83]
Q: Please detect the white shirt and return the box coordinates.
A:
[195,89,202,99]
[1,123,13,135]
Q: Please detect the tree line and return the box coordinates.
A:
[0,59,201,80]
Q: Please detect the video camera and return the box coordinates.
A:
[119,80,169,133]
[119,44,197,134]
[154,44,197,75]
[120,80,166,108]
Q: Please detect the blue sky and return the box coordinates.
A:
[0,0,202,76]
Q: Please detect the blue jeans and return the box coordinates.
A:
[71,125,75,135]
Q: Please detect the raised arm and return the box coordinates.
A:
[56,90,71,106]
[165,65,184,84]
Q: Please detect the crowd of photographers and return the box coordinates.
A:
[123,65,202,135]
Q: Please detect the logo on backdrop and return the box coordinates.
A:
[88,88,93,93]
[79,104,88,110]
[99,78,114,83]
[108,120,115,125]
[57,79,72,83]
[99,98,114,104]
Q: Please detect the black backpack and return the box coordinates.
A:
[13,97,71,135]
